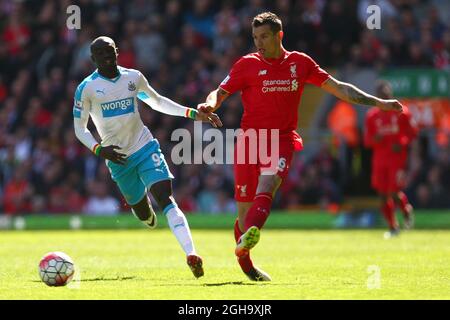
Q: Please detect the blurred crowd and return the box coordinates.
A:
[403,136,450,208]
[0,0,449,215]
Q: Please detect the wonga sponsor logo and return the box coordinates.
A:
[101,97,135,117]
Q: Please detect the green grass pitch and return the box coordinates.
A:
[1,229,449,299]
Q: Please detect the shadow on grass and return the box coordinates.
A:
[31,276,137,283]
[203,281,267,286]
[79,276,136,282]
[31,278,300,288]
[145,281,268,287]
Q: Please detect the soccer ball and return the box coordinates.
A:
[38,252,75,287]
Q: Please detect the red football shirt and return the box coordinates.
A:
[364,106,418,164]
[220,49,330,135]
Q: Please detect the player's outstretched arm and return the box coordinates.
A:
[137,72,222,128]
[321,76,403,112]
[197,88,230,113]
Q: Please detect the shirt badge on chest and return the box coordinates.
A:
[128,81,136,91]
[290,63,297,78]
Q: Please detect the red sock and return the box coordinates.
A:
[234,219,254,273]
[397,192,411,216]
[381,198,398,229]
[244,192,273,231]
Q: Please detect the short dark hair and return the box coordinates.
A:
[90,36,116,54]
[252,12,282,34]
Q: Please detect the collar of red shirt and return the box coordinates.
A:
[257,48,288,65]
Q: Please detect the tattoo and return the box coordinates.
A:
[218,88,228,96]
[342,83,378,106]
[205,88,229,112]
[214,88,229,106]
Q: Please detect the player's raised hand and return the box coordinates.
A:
[99,145,127,165]
[377,99,403,112]
[195,110,223,128]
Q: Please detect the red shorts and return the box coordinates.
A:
[233,130,303,202]
[371,160,407,194]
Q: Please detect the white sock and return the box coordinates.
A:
[164,204,196,256]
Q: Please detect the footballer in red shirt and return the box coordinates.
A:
[365,81,418,238]
[198,12,404,281]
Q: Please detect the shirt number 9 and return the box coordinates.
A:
[152,153,161,166]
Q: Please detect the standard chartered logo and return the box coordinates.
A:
[291,79,298,91]
[263,79,291,86]
[261,79,298,93]
[101,97,134,117]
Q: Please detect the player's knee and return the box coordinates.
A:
[150,180,174,210]
[151,188,170,208]
[257,175,280,193]
[155,194,176,213]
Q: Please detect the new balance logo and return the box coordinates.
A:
[258,70,267,76]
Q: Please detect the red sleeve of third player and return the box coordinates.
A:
[219,57,248,94]
[301,53,330,87]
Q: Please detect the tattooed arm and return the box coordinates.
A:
[321,76,403,112]
[197,88,230,113]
